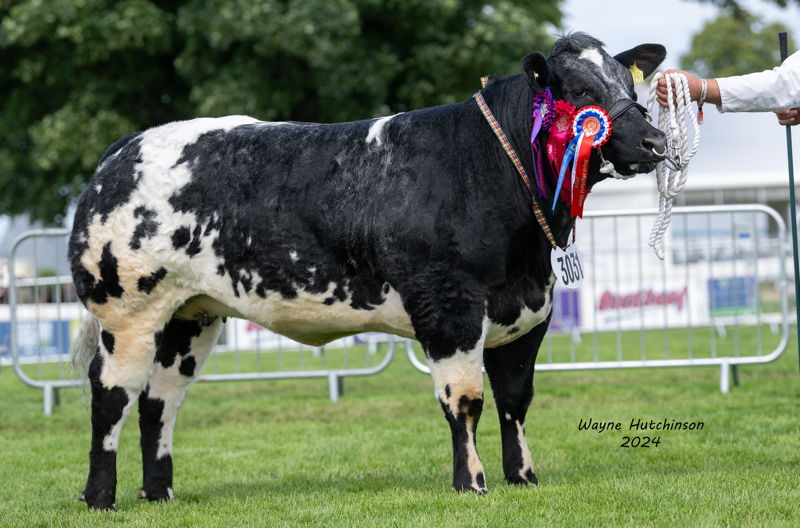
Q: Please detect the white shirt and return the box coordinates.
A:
[716,50,800,112]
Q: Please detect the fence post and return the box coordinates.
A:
[328,373,340,402]
[43,384,54,416]
[720,359,731,394]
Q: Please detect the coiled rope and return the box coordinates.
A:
[646,72,701,260]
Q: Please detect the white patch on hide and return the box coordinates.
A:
[95,184,103,193]
[428,317,488,404]
[289,250,298,262]
[365,114,401,146]
[515,419,535,480]
[578,48,629,100]
[136,115,260,192]
[485,275,554,348]
[579,48,605,68]
[210,280,414,346]
[505,412,512,421]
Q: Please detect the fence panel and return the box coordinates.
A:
[407,205,790,392]
[6,204,791,414]
[5,230,395,415]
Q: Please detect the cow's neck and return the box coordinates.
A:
[480,74,585,248]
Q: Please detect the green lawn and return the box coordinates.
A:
[1,332,799,527]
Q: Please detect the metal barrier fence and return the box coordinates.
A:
[4,204,791,414]
[5,229,395,415]
[407,205,790,393]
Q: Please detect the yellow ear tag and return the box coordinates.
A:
[629,63,644,84]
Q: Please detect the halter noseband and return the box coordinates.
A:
[608,98,649,120]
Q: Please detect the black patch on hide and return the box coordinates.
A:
[130,206,159,250]
[137,267,168,294]
[100,330,115,355]
[138,387,174,501]
[154,318,203,369]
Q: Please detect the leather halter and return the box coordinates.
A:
[608,98,648,120]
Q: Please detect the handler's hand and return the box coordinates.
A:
[656,69,703,107]
[776,108,800,126]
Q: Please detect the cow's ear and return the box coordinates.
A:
[613,44,666,78]
[522,52,549,91]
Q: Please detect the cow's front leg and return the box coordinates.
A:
[484,318,549,485]
[426,319,489,493]
[401,272,488,492]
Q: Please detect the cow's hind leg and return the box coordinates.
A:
[138,315,223,501]
[484,319,549,485]
[82,328,157,510]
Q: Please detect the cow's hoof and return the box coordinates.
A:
[138,485,174,502]
[505,468,538,486]
[87,503,116,511]
[82,487,116,510]
[453,482,488,494]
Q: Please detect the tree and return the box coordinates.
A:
[681,9,794,77]
[0,0,560,224]
[692,0,800,13]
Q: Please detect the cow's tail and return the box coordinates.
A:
[72,314,99,379]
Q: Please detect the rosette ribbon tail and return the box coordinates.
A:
[532,141,547,198]
[553,134,580,212]
[570,130,596,218]
[530,113,547,197]
[530,89,554,198]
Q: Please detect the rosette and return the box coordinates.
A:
[572,105,612,147]
[570,105,613,217]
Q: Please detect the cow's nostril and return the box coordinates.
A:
[642,132,667,158]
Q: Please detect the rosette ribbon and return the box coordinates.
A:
[546,101,576,207]
[530,88,554,197]
[552,134,580,212]
[554,105,612,217]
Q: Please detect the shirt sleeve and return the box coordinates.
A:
[715,50,800,112]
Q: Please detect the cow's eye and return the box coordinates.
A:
[575,88,590,98]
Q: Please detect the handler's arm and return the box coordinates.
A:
[656,50,800,112]
[716,50,800,112]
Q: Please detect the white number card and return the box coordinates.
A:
[551,244,585,289]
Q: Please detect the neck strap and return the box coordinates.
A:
[474,78,558,249]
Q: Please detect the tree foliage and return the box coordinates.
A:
[681,9,794,78]
[692,0,800,13]
[0,0,560,224]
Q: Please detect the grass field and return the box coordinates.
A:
[1,330,799,527]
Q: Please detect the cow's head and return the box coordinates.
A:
[524,33,667,177]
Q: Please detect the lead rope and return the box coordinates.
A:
[646,72,701,260]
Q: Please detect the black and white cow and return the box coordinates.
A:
[69,33,666,509]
